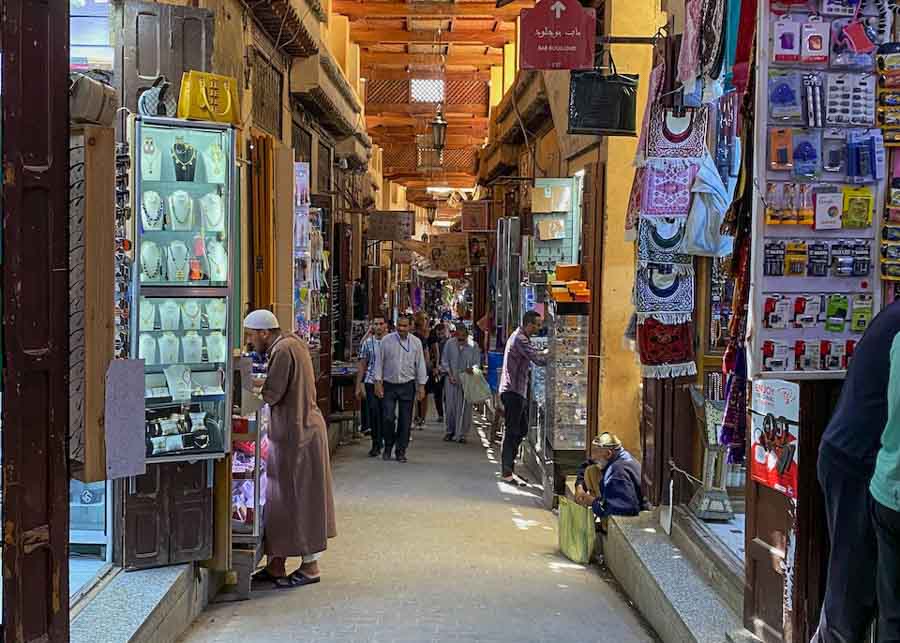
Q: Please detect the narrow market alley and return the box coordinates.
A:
[181,418,658,643]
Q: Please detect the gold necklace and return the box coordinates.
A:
[172,142,197,170]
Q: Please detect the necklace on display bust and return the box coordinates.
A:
[168,191,193,230]
[172,138,197,181]
[139,334,158,365]
[206,240,227,282]
[206,299,226,330]
[159,300,181,331]
[200,193,224,231]
[167,241,190,282]
[206,331,227,363]
[141,241,163,281]
[204,143,226,183]
[141,191,164,231]
[182,332,203,363]
[158,332,180,364]
[182,300,202,330]
[139,299,157,331]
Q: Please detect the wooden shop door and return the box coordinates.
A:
[2,0,72,639]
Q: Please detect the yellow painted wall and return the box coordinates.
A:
[596,0,664,455]
[503,43,516,94]
[329,14,350,74]
[490,66,504,111]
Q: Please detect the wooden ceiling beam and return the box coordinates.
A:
[334,0,531,20]
[362,67,490,81]
[350,27,512,47]
[370,130,487,147]
[367,103,488,117]
[361,51,502,67]
[366,114,489,128]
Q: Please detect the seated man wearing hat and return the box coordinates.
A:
[574,433,648,520]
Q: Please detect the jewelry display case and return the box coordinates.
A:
[130,116,236,462]
[232,406,268,543]
[546,311,588,451]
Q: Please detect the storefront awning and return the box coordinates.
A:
[249,0,319,58]
[290,46,363,138]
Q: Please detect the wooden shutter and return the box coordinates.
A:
[2,1,71,638]
[124,466,169,568]
[250,134,276,311]
[169,462,213,564]
[115,0,214,114]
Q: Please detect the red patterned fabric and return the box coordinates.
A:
[637,318,697,378]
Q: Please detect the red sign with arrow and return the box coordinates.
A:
[519,0,596,70]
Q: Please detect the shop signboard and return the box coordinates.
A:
[462,200,491,232]
[367,210,415,241]
[519,0,596,71]
[469,233,490,267]
[750,378,800,499]
[430,232,470,271]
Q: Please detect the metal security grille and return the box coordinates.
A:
[252,49,283,137]
[411,78,445,103]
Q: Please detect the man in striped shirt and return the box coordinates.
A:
[356,316,386,458]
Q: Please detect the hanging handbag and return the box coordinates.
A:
[69,73,118,126]
[568,49,639,136]
[177,71,240,125]
[137,76,177,118]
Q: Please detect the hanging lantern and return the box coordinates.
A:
[426,203,437,225]
[430,104,448,151]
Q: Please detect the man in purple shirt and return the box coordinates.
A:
[499,310,548,485]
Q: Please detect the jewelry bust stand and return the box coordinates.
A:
[139,299,157,331]
[203,143,227,184]
[207,299,227,329]
[182,332,203,363]
[207,239,228,282]
[158,332,180,364]
[167,240,190,282]
[141,241,164,282]
[159,300,181,331]
[141,191,165,231]
[172,138,197,182]
[206,331,227,363]
[200,192,225,231]
[139,334,158,365]
[182,300,202,330]
[168,190,193,231]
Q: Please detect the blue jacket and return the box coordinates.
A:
[576,450,647,519]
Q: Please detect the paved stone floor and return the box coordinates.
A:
[182,417,658,643]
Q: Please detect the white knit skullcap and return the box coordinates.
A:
[243,309,280,330]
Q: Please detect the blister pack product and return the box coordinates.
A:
[830,18,878,68]
[851,293,875,331]
[802,17,832,63]
[827,72,877,125]
[770,128,795,170]
[764,239,787,275]
[764,294,794,329]
[804,73,826,127]
[820,340,848,370]
[822,128,847,176]
[815,189,844,229]
[763,339,795,371]
[766,181,800,223]
[794,294,824,326]
[825,293,850,331]
[842,185,875,227]
[785,240,810,274]
[795,339,821,370]
[770,70,805,122]
[808,240,831,275]
[794,129,823,177]
[774,16,803,62]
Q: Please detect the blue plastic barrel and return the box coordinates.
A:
[486,351,504,392]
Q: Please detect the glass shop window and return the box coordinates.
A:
[70,0,113,72]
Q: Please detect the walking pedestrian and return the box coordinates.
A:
[870,332,900,642]
[428,323,449,422]
[243,309,336,589]
[498,310,548,486]
[356,316,386,457]
[441,324,481,443]
[413,311,431,428]
[812,300,900,643]
[374,314,428,463]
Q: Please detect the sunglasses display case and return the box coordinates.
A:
[128,116,237,462]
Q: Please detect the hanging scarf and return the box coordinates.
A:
[646,105,710,159]
[699,0,727,81]
[637,217,694,273]
[678,0,704,84]
[720,341,747,464]
[641,158,700,217]
[732,0,758,94]
[637,318,698,378]
[635,62,667,166]
[635,265,694,324]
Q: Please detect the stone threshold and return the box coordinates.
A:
[71,564,210,643]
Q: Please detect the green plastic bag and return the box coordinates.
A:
[558,496,596,564]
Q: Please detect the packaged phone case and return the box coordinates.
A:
[774,16,802,62]
[802,17,832,62]
[769,70,805,122]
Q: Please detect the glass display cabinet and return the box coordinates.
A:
[546,312,588,451]
[130,116,236,462]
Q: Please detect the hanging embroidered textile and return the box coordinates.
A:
[635,266,695,324]
[635,62,667,166]
[624,166,646,241]
[641,158,700,216]
[646,106,710,159]
[637,217,694,272]
[699,0,727,81]
[637,318,698,378]
[721,341,747,463]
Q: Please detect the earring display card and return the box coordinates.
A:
[753,0,888,378]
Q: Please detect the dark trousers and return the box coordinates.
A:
[364,383,383,450]
[432,377,445,418]
[383,380,415,454]
[813,443,877,643]
[500,391,528,477]
[871,495,900,642]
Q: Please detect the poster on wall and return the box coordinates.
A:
[468,233,490,267]
[461,200,491,231]
[429,233,470,271]
[367,211,414,241]
[750,378,800,499]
